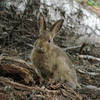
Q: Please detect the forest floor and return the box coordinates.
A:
[0,5,100,100]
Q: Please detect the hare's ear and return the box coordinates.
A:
[38,13,46,34]
[50,19,64,39]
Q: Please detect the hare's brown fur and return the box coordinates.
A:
[31,13,80,89]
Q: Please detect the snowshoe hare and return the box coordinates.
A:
[31,13,80,89]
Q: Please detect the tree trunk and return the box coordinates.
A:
[40,0,100,46]
[3,0,100,46]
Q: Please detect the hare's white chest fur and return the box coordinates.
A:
[31,13,80,89]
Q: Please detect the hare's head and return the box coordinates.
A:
[34,13,64,53]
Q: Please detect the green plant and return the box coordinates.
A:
[76,0,100,7]
[87,0,96,6]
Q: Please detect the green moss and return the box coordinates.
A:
[76,0,100,7]
[87,0,95,6]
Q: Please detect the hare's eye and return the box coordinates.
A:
[48,40,50,43]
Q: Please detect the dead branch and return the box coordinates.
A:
[63,45,81,51]
[78,55,100,61]
[0,77,60,94]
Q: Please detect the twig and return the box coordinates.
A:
[63,45,81,51]
[0,77,60,94]
[79,55,100,61]
[31,95,46,99]
[69,87,82,100]
[62,84,82,100]
[85,85,100,91]
[77,69,99,76]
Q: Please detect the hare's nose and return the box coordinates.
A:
[37,46,44,53]
[39,46,42,49]
[38,46,43,51]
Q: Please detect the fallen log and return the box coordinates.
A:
[0,56,34,84]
